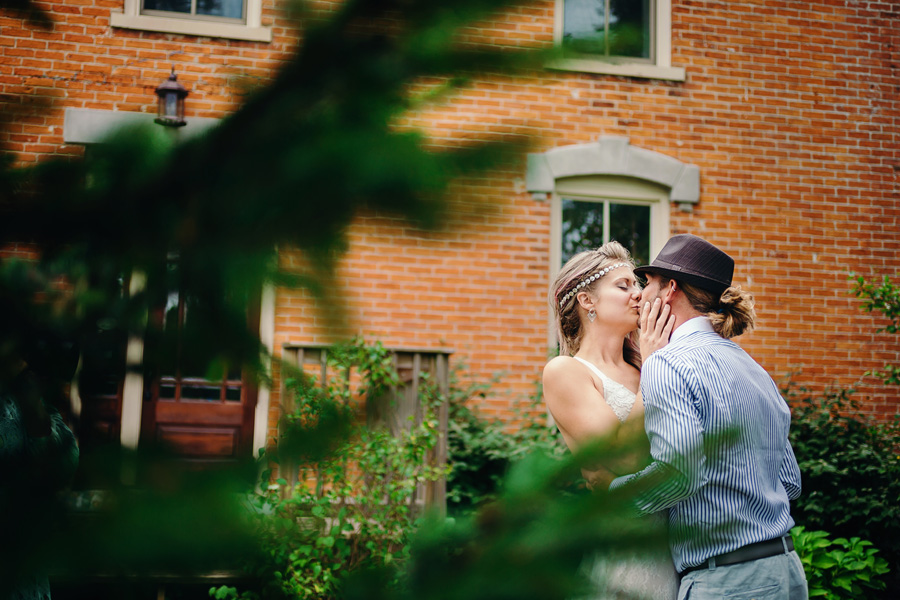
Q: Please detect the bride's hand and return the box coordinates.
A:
[584,465,617,491]
[640,298,675,359]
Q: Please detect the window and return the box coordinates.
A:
[157,283,243,404]
[110,0,271,42]
[562,0,651,60]
[561,196,652,267]
[143,0,245,22]
[551,176,670,272]
[551,0,685,81]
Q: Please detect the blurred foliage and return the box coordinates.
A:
[784,381,900,599]
[11,448,263,600]
[850,273,900,384]
[213,337,445,600]
[0,0,52,27]
[0,0,553,593]
[0,0,743,599]
[341,445,672,600]
[210,339,669,600]
[791,526,890,599]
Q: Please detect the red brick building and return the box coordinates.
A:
[2,0,897,462]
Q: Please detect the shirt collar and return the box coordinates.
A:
[670,315,716,343]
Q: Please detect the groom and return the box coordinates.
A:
[610,234,808,599]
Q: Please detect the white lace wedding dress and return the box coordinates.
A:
[573,357,679,600]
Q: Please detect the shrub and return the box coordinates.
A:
[446,367,569,516]
[791,526,890,599]
[850,273,900,385]
[444,372,511,515]
[214,338,446,600]
[786,383,900,597]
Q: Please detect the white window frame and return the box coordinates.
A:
[110,0,272,42]
[549,0,685,81]
[548,180,670,350]
[550,178,671,273]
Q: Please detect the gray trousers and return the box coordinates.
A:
[677,551,808,600]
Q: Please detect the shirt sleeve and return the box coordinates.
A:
[779,439,802,500]
[608,352,706,514]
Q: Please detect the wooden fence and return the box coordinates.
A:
[279,343,452,515]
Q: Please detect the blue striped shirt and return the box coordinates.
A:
[610,317,801,573]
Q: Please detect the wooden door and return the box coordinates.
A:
[139,281,257,465]
[141,369,256,464]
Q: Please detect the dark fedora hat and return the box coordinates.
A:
[634,234,734,294]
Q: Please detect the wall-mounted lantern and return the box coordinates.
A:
[154,67,189,128]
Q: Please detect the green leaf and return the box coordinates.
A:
[811,557,838,569]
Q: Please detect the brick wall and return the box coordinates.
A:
[2,0,898,433]
[276,0,900,421]
[0,0,299,162]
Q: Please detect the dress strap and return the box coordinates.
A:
[572,356,637,423]
[571,357,622,390]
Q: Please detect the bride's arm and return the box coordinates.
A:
[542,357,621,487]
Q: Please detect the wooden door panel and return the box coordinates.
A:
[156,425,240,459]
[155,400,244,426]
[139,282,260,465]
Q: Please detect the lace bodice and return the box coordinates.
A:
[573,357,636,423]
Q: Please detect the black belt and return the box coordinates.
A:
[680,535,794,577]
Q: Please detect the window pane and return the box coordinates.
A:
[197,0,244,19]
[225,384,242,402]
[143,0,191,14]
[160,381,177,400]
[609,0,651,59]
[144,0,244,18]
[563,0,651,59]
[609,202,651,266]
[563,0,607,54]
[561,198,604,266]
[181,380,223,401]
[561,199,651,267]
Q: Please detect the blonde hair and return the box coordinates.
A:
[550,241,641,369]
[657,277,756,338]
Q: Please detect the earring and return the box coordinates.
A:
[588,309,596,323]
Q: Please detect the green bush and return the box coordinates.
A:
[786,383,900,597]
[792,526,890,599]
[445,371,512,515]
[850,273,900,385]
[446,367,570,516]
[214,338,446,600]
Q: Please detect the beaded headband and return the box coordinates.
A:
[557,262,630,308]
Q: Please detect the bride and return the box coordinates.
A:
[542,241,678,600]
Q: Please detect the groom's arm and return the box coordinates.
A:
[609,353,706,514]
[779,439,802,500]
